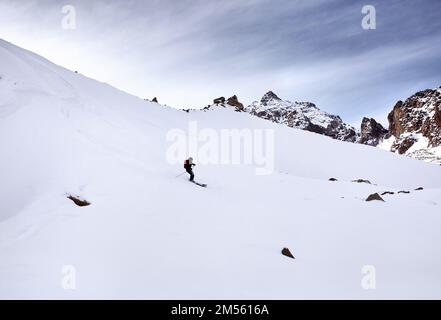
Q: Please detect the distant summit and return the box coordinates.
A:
[245,91,358,142]
[260,91,281,105]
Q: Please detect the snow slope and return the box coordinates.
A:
[1,39,441,299]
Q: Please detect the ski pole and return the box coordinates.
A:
[175,172,186,178]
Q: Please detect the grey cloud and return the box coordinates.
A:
[0,0,440,125]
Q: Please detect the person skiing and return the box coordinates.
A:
[184,157,196,181]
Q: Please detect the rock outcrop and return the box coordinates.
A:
[226,95,244,111]
[366,193,384,202]
[212,95,244,111]
[281,247,295,259]
[213,97,226,105]
[380,87,441,163]
[357,86,441,164]
[67,195,90,207]
[359,117,389,146]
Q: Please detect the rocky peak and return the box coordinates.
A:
[359,117,389,146]
[388,88,441,144]
[386,87,441,155]
[245,92,358,142]
[227,95,244,111]
[260,91,281,105]
[370,86,441,164]
[212,95,244,112]
[213,97,226,105]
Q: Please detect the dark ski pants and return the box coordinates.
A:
[185,168,194,181]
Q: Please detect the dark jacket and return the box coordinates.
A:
[184,159,195,170]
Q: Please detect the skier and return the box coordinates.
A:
[184,157,196,181]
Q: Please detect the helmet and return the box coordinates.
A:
[188,157,193,161]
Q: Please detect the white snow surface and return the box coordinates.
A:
[378,136,396,152]
[1,39,441,299]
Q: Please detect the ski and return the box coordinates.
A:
[191,181,207,188]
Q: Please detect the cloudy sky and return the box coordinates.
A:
[0,0,440,125]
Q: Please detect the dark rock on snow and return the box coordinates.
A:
[281,247,295,259]
[226,95,244,112]
[213,97,226,105]
[352,179,372,184]
[366,193,385,202]
[67,195,91,207]
[213,95,244,112]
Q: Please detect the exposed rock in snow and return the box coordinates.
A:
[366,193,384,202]
[213,96,226,105]
[352,179,371,184]
[226,95,244,112]
[260,90,281,105]
[359,117,389,146]
[212,95,244,112]
[245,91,358,142]
[67,195,90,207]
[281,247,295,259]
[406,147,441,164]
[386,87,441,164]
[388,88,441,145]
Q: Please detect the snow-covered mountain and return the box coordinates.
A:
[213,88,441,165]
[1,39,441,299]
[244,91,358,142]
[377,87,441,164]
